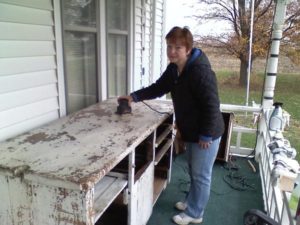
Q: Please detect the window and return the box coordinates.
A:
[62,0,130,114]
[106,0,129,97]
[62,0,98,114]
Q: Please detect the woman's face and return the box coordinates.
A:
[166,39,190,67]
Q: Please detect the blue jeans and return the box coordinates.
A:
[184,137,221,218]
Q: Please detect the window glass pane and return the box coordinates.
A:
[107,34,127,97]
[106,0,128,30]
[64,31,97,113]
[63,0,96,27]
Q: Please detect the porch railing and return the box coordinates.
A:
[220,104,296,225]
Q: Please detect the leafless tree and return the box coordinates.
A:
[192,0,300,86]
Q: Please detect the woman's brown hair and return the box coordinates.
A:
[165,26,193,51]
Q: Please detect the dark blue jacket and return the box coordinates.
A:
[131,48,224,142]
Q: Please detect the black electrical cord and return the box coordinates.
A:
[222,157,257,192]
[223,171,256,192]
[141,100,172,116]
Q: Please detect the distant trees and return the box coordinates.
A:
[192,0,300,86]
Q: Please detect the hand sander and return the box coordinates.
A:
[116,99,132,115]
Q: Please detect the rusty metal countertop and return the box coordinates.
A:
[0,98,173,191]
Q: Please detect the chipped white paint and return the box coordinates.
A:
[0,98,173,225]
[130,162,154,225]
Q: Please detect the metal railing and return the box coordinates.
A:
[221,104,296,225]
[256,109,296,225]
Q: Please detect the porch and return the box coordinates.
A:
[148,104,297,225]
[148,153,264,225]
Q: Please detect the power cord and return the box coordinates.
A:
[141,101,172,116]
[222,157,257,192]
[223,171,256,191]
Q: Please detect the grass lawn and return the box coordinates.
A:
[216,70,300,162]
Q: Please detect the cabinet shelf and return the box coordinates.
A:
[94,175,127,222]
[155,125,172,147]
[153,177,167,205]
[155,138,172,165]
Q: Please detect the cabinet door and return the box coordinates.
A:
[129,161,154,225]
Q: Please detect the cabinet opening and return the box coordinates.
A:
[134,133,154,181]
[95,193,128,225]
[111,133,154,182]
[153,148,172,204]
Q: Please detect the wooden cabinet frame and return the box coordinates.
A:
[0,99,174,225]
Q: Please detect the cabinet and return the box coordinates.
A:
[0,98,174,225]
[216,112,234,162]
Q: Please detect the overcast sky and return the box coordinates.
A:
[165,0,231,36]
[165,0,197,32]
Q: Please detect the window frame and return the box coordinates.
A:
[60,0,133,114]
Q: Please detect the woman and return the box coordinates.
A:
[119,26,224,225]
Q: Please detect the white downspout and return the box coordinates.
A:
[262,0,290,109]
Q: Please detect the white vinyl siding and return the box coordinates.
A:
[143,0,153,86]
[0,0,60,142]
[133,0,166,92]
[152,0,166,82]
[133,0,144,91]
[0,0,167,142]
[0,3,53,25]
[133,0,153,90]
[0,41,55,58]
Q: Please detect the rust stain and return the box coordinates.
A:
[26,184,33,197]
[65,134,76,141]
[87,155,104,164]
[77,124,102,134]
[54,201,87,224]
[21,132,48,144]
[16,205,31,221]
[20,132,76,144]
[71,202,79,211]
[58,188,69,199]
[67,104,113,124]
[80,183,90,191]
[127,136,138,147]
[56,214,86,225]
[8,146,15,151]
[78,166,111,191]
[17,207,24,219]
[54,203,63,212]
[69,169,85,178]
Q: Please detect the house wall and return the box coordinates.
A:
[151,0,166,83]
[133,0,151,90]
[0,0,167,142]
[132,0,166,91]
[0,0,61,141]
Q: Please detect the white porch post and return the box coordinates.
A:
[262,0,290,109]
[256,0,290,159]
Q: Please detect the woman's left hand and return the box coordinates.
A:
[198,140,212,149]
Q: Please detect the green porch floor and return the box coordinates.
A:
[147,152,264,225]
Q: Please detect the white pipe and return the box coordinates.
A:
[262,0,290,109]
[220,103,261,112]
[246,0,255,106]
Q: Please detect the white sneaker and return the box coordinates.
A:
[175,201,187,211]
[173,212,203,225]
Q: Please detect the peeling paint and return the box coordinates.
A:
[13,165,30,179]
[20,131,76,145]
[87,155,104,164]
[0,99,173,225]
[58,188,69,199]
